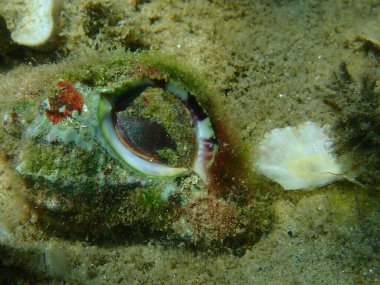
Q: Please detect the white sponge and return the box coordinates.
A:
[255,121,343,190]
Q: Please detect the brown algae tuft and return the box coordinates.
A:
[325,62,380,189]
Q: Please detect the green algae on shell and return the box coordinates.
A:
[0,47,273,248]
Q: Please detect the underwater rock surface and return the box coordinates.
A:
[0,0,379,284]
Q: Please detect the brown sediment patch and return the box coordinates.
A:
[208,119,250,198]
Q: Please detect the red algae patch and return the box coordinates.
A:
[45,80,84,124]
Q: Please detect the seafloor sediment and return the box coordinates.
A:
[0,0,379,284]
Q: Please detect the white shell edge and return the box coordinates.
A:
[98,96,187,177]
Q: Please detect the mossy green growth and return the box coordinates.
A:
[19,141,108,193]
[139,51,212,106]
[63,47,138,87]
[0,46,272,249]
[130,186,173,230]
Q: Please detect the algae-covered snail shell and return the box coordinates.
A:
[98,78,218,181]
[0,50,265,247]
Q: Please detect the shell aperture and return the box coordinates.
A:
[98,78,218,180]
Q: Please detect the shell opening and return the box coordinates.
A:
[98,79,218,179]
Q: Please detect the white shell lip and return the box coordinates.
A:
[98,95,187,177]
[98,79,217,179]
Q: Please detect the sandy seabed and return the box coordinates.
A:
[0,0,379,284]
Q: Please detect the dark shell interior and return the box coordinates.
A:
[115,114,176,162]
[113,87,195,167]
